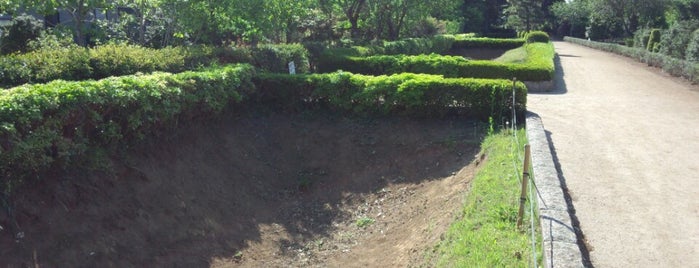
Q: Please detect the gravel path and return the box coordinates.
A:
[528,41,699,267]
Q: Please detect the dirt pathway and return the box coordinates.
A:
[528,41,699,267]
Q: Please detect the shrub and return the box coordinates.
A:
[633,28,651,50]
[252,43,310,74]
[89,43,187,79]
[525,31,550,43]
[685,29,699,62]
[451,37,525,49]
[318,35,456,71]
[0,64,256,194]
[659,20,699,59]
[647,29,662,52]
[0,43,308,88]
[0,14,43,54]
[382,35,455,55]
[564,36,699,84]
[318,43,555,81]
[254,71,526,119]
[0,45,92,87]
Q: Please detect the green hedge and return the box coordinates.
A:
[525,31,550,43]
[251,43,310,74]
[0,64,256,193]
[0,43,310,88]
[317,35,457,71]
[254,71,526,119]
[382,35,455,55]
[450,37,525,49]
[0,44,93,87]
[1,64,526,195]
[317,43,555,81]
[564,37,699,83]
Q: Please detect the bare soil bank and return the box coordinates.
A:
[0,111,482,267]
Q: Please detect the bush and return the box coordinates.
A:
[0,43,310,88]
[633,28,651,50]
[685,29,699,62]
[450,37,525,49]
[318,43,555,81]
[647,29,662,52]
[0,45,92,87]
[254,71,526,119]
[659,20,699,59]
[0,64,256,194]
[525,31,550,43]
[382,35,455,55]
[318,35,456,71]
[252,43,310,74]
[0,14,43,54]
[564,36,699,84]
[89,43,187,79]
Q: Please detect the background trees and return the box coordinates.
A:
[2,0,693,51]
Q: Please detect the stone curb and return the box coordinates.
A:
[526,112,585,268]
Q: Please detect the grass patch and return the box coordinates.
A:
[427,128,540,267]
[356,217,375,228]
[494,46,528,63]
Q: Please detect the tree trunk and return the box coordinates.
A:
[346,0,366,39]
[138,5,147,45]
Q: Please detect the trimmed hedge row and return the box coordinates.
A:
[0,43,309,88]
[1,65,527,194]
[0,64,256,192]
[525,31,550,44]
[450,37,526,49]
[317,43,555,81]
[564,37,699,84]
[316,35,458,71]
[254,71,526,119]
[382,35,455,55]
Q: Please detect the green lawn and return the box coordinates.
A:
[494,46,528,63]
[425,128,541,267]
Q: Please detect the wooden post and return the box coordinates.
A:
[517,144,532,229]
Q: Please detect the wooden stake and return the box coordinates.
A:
[517,144,532,229]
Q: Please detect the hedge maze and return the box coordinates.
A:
[0,32,554,195]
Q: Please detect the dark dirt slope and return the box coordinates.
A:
[0,111,482,267]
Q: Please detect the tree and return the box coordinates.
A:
[265,0,316,43]
[7,0,110,46]
[332,0,367,39]
[587,0,668,38]
[110,0,167,46]
[552,0,591,37]
[669,0,699,21]
[504,0,543,32]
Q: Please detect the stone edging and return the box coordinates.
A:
[526,112,585,268]
[524,80,555,93]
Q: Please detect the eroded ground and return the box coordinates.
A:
[0,111,483,267]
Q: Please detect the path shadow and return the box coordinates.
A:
[544,130,594,267]
[557,54,581,58]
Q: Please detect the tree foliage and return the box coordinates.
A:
[551,0,590,37]
[504,0,543,32]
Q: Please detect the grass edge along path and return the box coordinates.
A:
[426,128,541,267]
